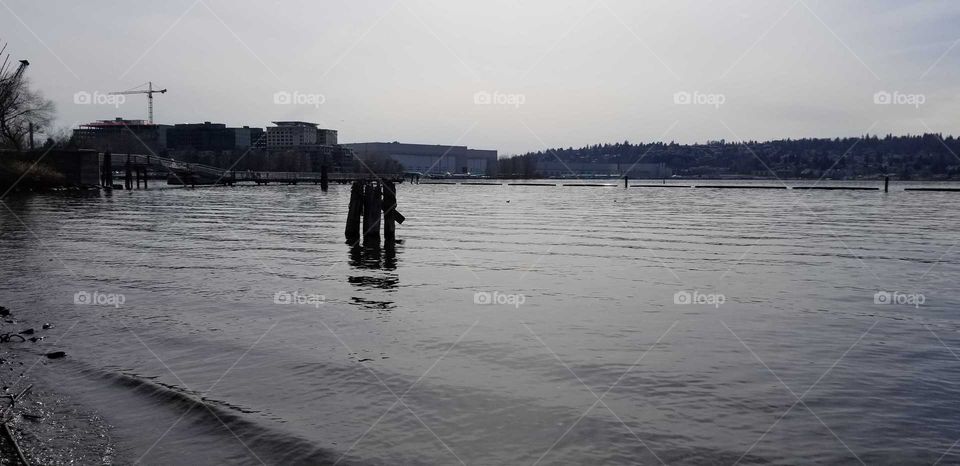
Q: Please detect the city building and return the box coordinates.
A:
[317,129,338,146]
[232,126,265,149]
[153,122,266,151]
[72,118,169,154]
[167,122,235,151]
[266,121,338,148]
[343,142,498,176]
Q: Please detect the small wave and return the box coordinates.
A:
[78,366,364,466]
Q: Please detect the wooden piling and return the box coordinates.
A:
[383,181,397,246]
[320,165,329,191]
[363,182,382,247]
[136,165,142,189]
[125,155,132,190]
[143,167,148,189]
[102,151,113,188]
[345,181,364,245]
[624,175,628,188]
[884,176,889,193]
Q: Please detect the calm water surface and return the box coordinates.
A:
[1,181,959,465]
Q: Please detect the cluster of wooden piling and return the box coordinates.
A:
[100,151,150,190]
[345,180,403,247]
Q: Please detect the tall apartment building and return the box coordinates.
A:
[317,128,338,146]
[266,121,337,147]
[233,126,265,149]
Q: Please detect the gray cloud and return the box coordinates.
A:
[3,0,959,154]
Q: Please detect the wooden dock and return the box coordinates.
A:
[102,152,402,188]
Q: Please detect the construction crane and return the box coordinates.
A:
[0,39,30,84]
[110,81,166,124]
[10,59,29,82]
[0,49,30,105]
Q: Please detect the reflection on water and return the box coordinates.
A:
[348,245,399,311]
[349,296,396,311]
[348,244,399,271]
[347,275,399,291]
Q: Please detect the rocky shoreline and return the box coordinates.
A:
[0,305,115,465]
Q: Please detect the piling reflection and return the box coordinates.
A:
[348,245,398,271]
[347,245,400,311]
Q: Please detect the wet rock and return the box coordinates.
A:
[44,351,66,359]
[0,306,9,317]
[42,323,53,330]
[358,358,374,362]
[0,333,26,343]
[20,328,35,335]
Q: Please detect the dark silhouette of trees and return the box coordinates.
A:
[0,41,54,150]
[501,134,960,179]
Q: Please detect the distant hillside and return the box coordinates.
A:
[501,134,960,180]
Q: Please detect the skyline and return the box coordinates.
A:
[3,0,960,155]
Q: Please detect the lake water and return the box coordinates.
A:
[1,180,959,465]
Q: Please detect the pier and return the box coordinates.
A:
[100,152,402,188]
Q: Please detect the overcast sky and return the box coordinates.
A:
[2,0,959,155]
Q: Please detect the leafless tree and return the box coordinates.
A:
[42,125,75,149]
[0,40,55,150]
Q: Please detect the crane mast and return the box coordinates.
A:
[109,81,167,124]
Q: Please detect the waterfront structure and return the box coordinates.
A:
[344,142,498,176]
[535,161,672,178]
[73,118,170,154]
